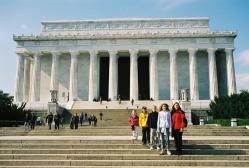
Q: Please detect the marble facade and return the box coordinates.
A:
[13,17,237,110]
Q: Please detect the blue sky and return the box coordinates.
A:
[0,0,249,95]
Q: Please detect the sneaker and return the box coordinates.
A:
[159,150,165,155]
[157,147,160,151]
[167,150,171,155]
[150,146,154,150]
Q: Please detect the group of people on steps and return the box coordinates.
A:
[128,102,186,155]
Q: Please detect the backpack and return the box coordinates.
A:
[183,117,188,128]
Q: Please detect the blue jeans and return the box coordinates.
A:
[160,128,170,149]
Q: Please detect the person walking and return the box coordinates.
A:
[54,113,60,130]
[24,113,31,130]
[74,113,79,129]
[171,102,186,155]
[157,103,172,155]
[93,115,97,126]
[148,105,160,150]
[128,110,139,143]
[99,112,103,120]
[139,106,150,146]
[30,113,37,130]
[70,115,75,129]
[46,112,54,130]
[80,112,84,126]
[88,115,92,126]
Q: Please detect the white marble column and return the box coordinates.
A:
[69,52,78,101]
[31,52,41,102]
[207,48,218,100]
[169,49,178,100]
[189,48,199,100]
[149,49,158,100]
[50,52,59,91]
[225,48,237,95]
[23,57,31,101]
[108,50,118,100]
[88,50,98,101]
[130,49,139,100]
[14,53,25,102]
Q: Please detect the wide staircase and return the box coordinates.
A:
[1,123,249,167]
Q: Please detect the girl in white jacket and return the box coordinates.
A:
[157,103,172,155]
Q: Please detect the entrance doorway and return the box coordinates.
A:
[118,57,130,100]
[138,56,150,100]
[99,57,109,100]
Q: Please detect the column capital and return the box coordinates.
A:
[88,50,97,56]
[50,51,62,56]
[168,48,178,56]
[149,49,158,55]
[129,49,139,56]
[70,51,79,59]
[15,51,26,57]
[109,50,118,57]
[207,48,217,55]
[188,48,198,55]
[225,48,234,54]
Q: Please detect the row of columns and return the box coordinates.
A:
[14,48,237,102]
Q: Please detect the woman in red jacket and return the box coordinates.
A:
[171,102,186,155]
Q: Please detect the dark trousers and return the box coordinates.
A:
[48,122,52,130]
[55,121,59,130]
[142,127,150,144]
[75,123,78,129]
[173,129,183,154]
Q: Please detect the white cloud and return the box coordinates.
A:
[155,0,197,10]
[20,24,28,29]
[235,49,249,66]
[236,73,249,91]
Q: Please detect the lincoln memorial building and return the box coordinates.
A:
[13,17,237,111]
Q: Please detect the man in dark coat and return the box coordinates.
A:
[46,112,53,130]
[30,113,37,130]
[54,113,60,130]
[74,113,79,129]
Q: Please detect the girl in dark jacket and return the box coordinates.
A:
[171,102,186,155]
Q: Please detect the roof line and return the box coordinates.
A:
[41,17,210,24]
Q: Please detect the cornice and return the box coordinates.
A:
[13,32,237,41]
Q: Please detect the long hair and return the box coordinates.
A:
[159,103,169,111]
[171,102,182,112]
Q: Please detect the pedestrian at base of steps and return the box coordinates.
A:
[128,110,139,143]
[46,112,53,130]
[70,116,75,129]
[54,113,60,130]
[74,113,79,129]
[80,112,84,126]
[99,112,103,120]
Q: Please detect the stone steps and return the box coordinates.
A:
[1,160,249,166]
[1,126,249,136]
[0,165,247,168]
[1,125,249,167]
[1,154,249,160]
[0,148,248,155]
[1,144,249,149]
